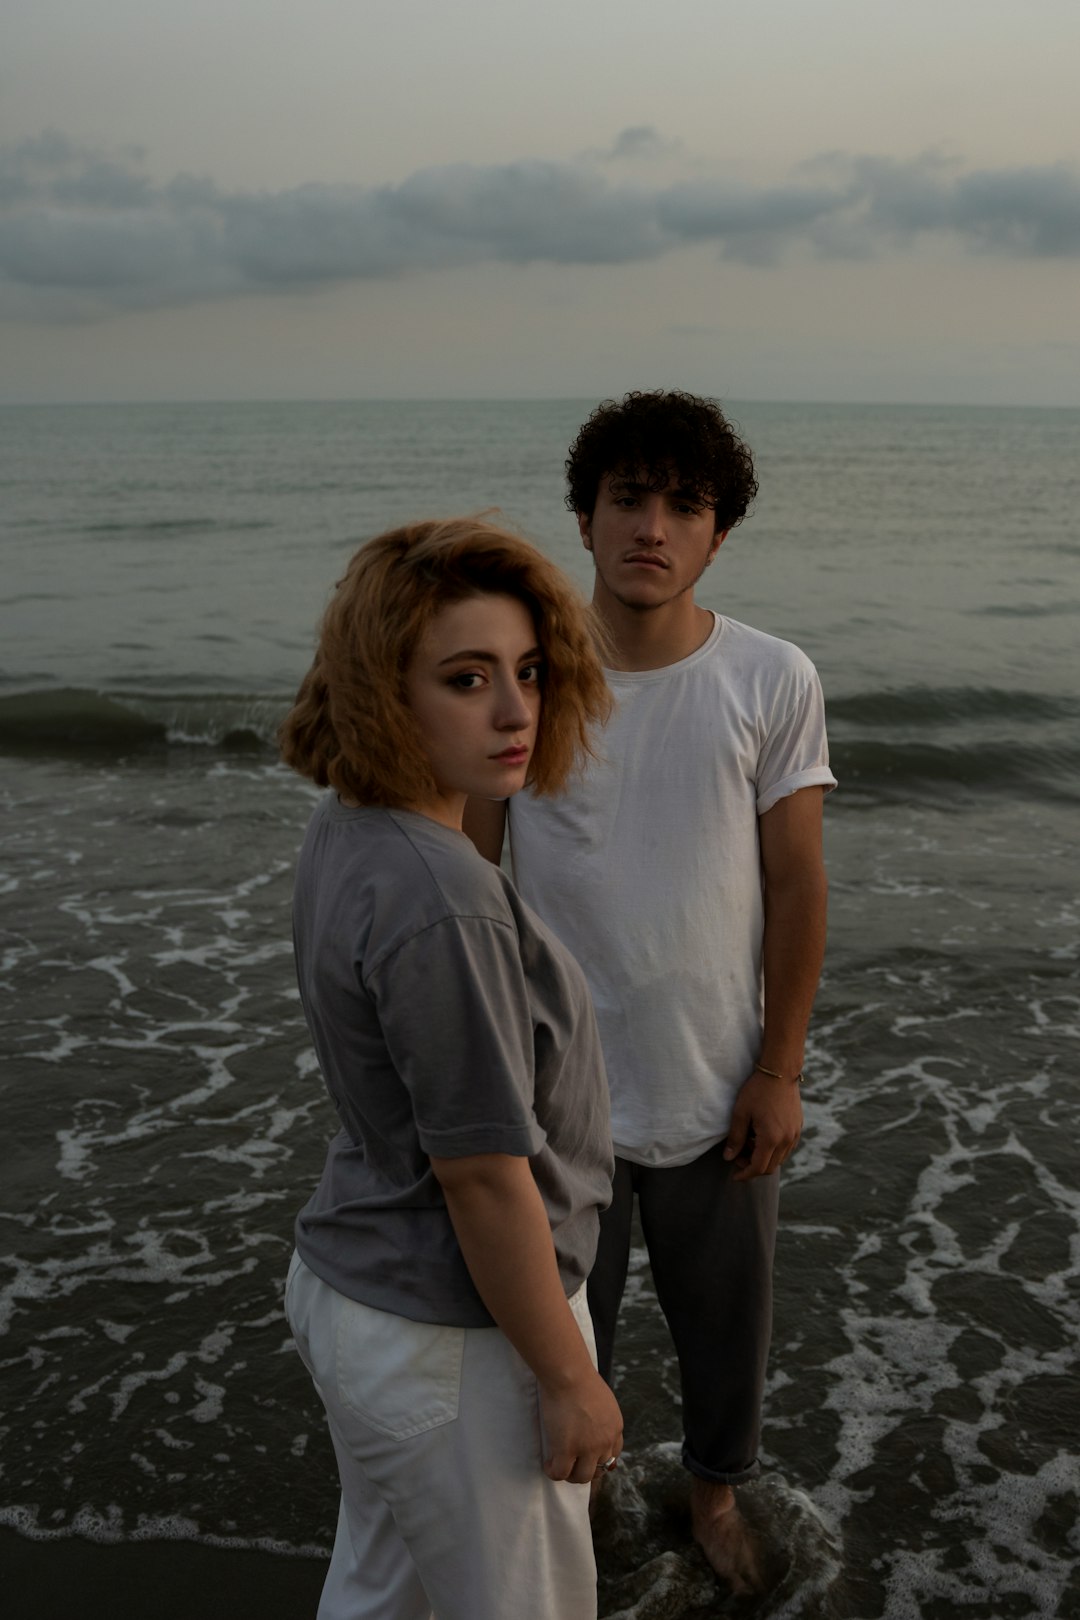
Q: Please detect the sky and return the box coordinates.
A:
[2,0,1079,406]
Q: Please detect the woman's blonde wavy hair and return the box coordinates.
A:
[280,516,612,806]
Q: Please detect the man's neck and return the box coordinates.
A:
[594,591,716,673]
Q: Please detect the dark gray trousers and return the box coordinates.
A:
[586,1140,780,1485]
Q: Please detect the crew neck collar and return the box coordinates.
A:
[605,613,723,684]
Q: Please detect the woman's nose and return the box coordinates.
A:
[495,679,533,730]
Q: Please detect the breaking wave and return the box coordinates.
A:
[0,688,286,754]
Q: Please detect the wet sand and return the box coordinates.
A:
[1,1529,328,1620]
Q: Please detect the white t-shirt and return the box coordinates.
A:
[508,613,836,1167]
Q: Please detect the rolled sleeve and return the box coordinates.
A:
[757,765,838,816]
[366,915,547,1161]
[756,664,837,816]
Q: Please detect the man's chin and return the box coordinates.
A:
[608,583,684,612]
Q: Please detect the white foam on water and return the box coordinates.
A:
[3,764,1076,1608]
[180,1098,318,1180]
[99,1319,137,1343]
[26,1029,93,1064]
[867,878,946,898]
[780,1011,868,1181]
[107,1352,189,1420]
[879,1448,1079,1614]
[189,1378,225,1423]
[1025,992,1080,1040]
[202,1189,294,1215]
[152,1428,193,1451]
[0,1230,264,1335]
[817,1309,966,1525]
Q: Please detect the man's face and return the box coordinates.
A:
[579,470,726,614]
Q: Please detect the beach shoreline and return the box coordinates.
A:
[1,1527,328,1620]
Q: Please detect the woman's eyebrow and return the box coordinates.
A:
[437,645,542,666]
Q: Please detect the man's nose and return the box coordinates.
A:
[633,496,666,542]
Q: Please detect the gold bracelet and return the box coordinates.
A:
[754,1062,804,1084]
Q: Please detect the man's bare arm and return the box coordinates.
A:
[462,797,508,864]
[724,786,828,1181]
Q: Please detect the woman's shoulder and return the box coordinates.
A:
[381,809,512,924]
[300,800,517,973]
[304,791,502,891]
[359,810,520,982]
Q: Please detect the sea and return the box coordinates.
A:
[1,399,1077,1619]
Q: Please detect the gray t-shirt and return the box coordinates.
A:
[292,799,613,1328]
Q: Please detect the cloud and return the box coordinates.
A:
[2,133,1078,320]
[844,153,1080,257]
[599,126,685,164]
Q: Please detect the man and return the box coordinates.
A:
[464,389,835,1592]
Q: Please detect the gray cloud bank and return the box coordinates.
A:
[3,130,1078,319]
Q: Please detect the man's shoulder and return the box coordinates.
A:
[712,616,818,680]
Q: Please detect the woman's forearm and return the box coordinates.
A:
[431,1151,622,1481]
[432,1152,596,1386]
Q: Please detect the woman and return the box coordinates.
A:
[280,517,622,1620]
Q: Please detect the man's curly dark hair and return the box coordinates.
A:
[565,389,758,534]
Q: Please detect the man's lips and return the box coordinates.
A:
[622,552,668,568]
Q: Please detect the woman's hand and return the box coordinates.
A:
[538,1365,623,1483]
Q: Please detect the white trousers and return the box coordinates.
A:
[284,1252,598,1620]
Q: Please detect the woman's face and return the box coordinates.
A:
[404,592,542,829]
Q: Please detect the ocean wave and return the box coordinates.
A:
[974,602,1080,619]
[78,518,274,539]
[2,687,1078,804]
[822,685,1080,804]
[826,685,1077,727]
[831,736,1080,804]
[0,688,284,754]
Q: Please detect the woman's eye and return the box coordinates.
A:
[519,663,543,685]
[451,672,484,689]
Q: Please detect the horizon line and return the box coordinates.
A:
[1,393,1078,412]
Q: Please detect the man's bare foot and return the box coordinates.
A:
[690,1479,767,1596]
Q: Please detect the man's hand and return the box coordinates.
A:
[723,1070,803,1181]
